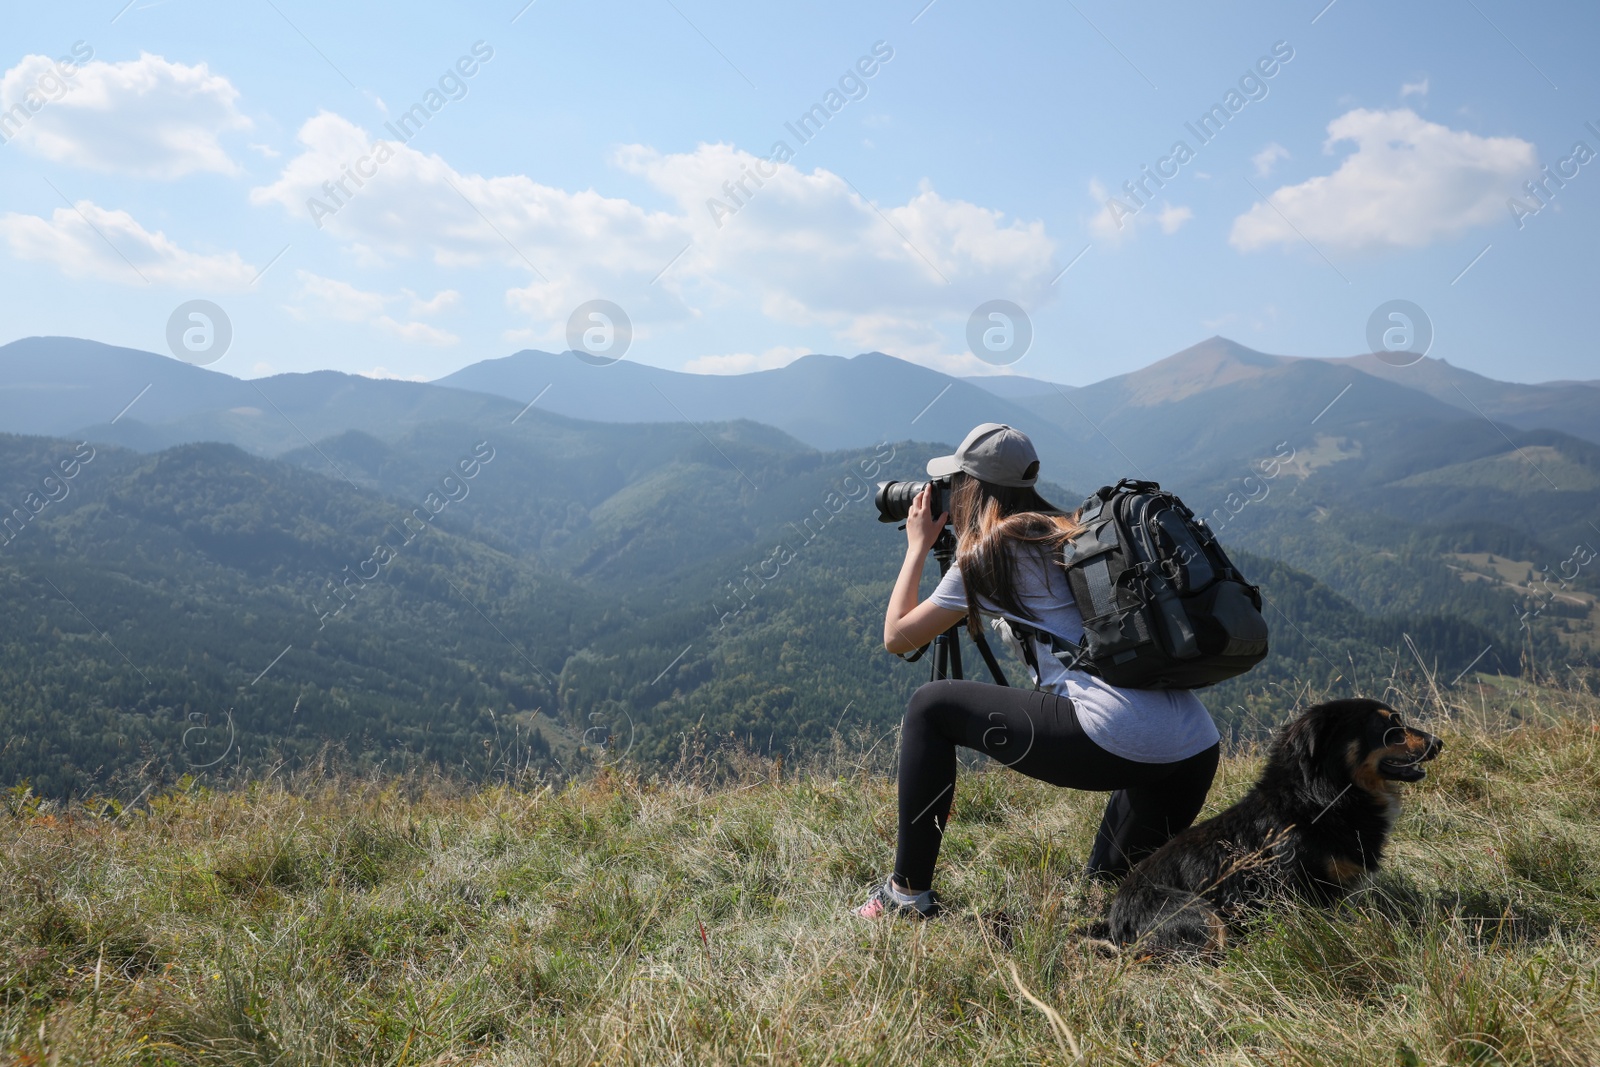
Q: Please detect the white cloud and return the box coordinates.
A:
[650,150,1053,333]
[0,52,250,178]
[250,113,689,333]
[290,270,459,345]
[1157,204,1193,234]
[252,121,1058,367]
[293,270,387,321]
[1401,78,1429,98]
[1229,108,1536,253]
[358,366,430,381]
[1088,181,1191,241]
[1086,179,1126,244]
[0,200,254,287]
[683,345,809,374]
[1252,142,1289,176]
[405,288,459,316]
[374,316,458,346]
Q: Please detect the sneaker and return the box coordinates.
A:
[853,877,941,919]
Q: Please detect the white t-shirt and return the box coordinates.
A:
[928,548,1219,764]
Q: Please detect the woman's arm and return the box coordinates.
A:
[883,485,966,654]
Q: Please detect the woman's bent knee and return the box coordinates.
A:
[903,680,968,733]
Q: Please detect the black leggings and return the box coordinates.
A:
[893,679,1220,890]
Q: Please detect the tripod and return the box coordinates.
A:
[916,528,1010,686]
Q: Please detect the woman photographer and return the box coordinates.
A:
[855,423,1220,919]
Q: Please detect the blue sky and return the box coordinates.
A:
[1,0,1595,385]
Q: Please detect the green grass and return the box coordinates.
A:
[4,680,1600,1065]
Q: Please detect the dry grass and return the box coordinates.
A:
[4,677,1600,1065]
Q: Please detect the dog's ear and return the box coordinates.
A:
[1276,702,1349,786]
[1273,709,1320,769]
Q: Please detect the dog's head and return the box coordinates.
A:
[1273,698,1443,803]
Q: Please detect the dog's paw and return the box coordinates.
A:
[1064,917,1110,940]
[1064,916,1119,958]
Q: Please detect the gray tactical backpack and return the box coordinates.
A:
[1012,478,1269,689]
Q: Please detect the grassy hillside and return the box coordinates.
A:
[5,678,1599,1065]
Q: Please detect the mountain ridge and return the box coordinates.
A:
[6,335,1596,463]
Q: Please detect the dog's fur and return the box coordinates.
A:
[1101,698,1442,958]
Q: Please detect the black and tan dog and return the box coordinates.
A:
[1100,698,1442,957]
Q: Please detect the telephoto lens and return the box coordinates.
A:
[874,479,949,524]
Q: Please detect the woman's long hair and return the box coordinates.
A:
[948,471,1081,639]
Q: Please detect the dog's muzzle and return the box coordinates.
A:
[1379,732,1442,781]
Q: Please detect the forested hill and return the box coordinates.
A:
[0,390,1589,796]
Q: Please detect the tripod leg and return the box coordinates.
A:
[933,624,964,682]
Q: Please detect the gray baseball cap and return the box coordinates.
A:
[926,422,1040,487]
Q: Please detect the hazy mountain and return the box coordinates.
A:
[0,336,253,437]
[959,337,1600,450]
[958,373,1078,399]
[0,337,530,458]
[7,332,1597,586]
[1390,444,1600,492]
[0,338,1115,488]
[8,335,1594,494]
[999,339,1482,487]
[961,336,1291,409]
[434,348,1116,489]
[1322,351,1600,447]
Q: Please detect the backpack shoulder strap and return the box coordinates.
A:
[968,623,1010,688]
[1003,619,1045,690]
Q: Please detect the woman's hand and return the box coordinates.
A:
[883,482,963,654]
[905,484,948,555]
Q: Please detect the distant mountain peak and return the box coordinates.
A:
[1178,336,1289,366]
[1119,336,1292,405]
[786,352,850,367]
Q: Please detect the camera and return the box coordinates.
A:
[874,477,950,525]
